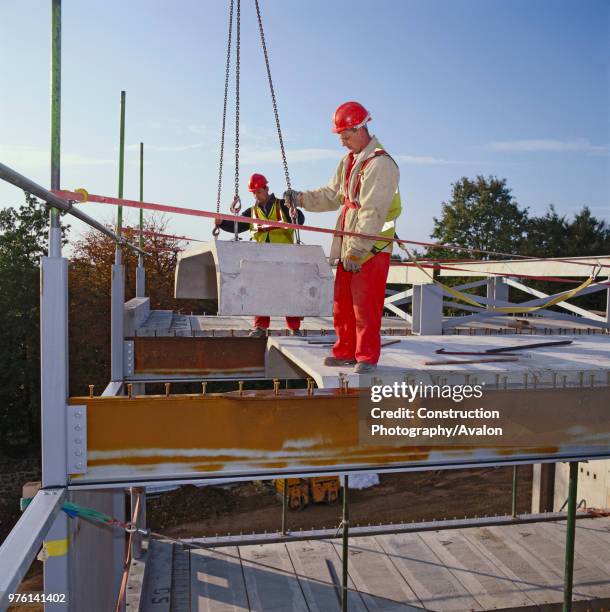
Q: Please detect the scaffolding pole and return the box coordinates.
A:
[111,91,126,382]
[563,461,579,611]
[135,142,145,297]
[341,474,349,612]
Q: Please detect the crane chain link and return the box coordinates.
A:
[254,0,300,242]
[232,0,241,217]
[213,0,235,238]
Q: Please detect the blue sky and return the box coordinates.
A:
[1,0,608,253]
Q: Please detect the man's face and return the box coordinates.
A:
[252,186,269,204]
[339,127,369,153]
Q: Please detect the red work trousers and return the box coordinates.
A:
[254,316,301,330]
[332,252,390,364]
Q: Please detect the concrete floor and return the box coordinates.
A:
[134,516,610,611]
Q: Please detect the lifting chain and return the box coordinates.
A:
[213,0,235,238]
[254,0,300,243]
[215,0,299,243]
[230,0,242,241]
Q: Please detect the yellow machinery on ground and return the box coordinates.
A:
[275,476,340,510]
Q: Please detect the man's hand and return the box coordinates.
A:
[283,189,302,206]
[214,217,222,226]
[343,251,364,273]
[283,189,302,219]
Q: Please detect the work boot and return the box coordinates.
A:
[323,356,357,367]
[249,327,267,338]
[354,361,377,374]
[289,329,303,337]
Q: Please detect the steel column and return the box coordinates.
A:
[111,264,125,381]
[112,91,127,381]
[40,254,70,610]
[563,461,579,611]
[41,257,69,486]
[412,283,443,335]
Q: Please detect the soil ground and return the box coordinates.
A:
[151,466,533,538]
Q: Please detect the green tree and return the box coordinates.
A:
[0,195,67,450]
[68,215,207,396]
[430,176,528,259]
[520,205,569,257]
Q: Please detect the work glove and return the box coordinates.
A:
[283,189,302,219]
[342,251,364,273]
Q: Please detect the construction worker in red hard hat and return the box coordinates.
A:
[215,172,305,337]
[284,102,401,373]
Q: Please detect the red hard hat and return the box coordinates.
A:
[332,101,371,133]
[248,173,268,192]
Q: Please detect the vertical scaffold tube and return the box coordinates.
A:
[136,142,145,296]
[511,465,518,518]
[563,462,579,611]
[281,479,288,535]
[49,0,61,256]
[117,90,126,241]
[342,474,349,612]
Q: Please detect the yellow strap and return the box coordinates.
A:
[397,241,597,314]
[74,188,89,202]
[436,277,594,313]
[42,538,69,558]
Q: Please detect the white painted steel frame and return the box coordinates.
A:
[0,488,66,610]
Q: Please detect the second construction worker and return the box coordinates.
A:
[215,172,305,338]
[285,101,401,373]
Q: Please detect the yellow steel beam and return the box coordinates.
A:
[69,387,610,482]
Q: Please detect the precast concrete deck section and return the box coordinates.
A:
[266,333,610,389]
[133,516,610,611]
[174,242,334,316]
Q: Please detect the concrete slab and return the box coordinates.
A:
[331,536,424,610]
[266,333,610,389]
[375,532,483,611]
[138,517,610,611]
[174,241,334,316]
[285,539,368,611]
[239,542,309,611]
[190,546,248,611]
[417,528,536,610]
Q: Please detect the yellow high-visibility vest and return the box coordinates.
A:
[250,198,295,244]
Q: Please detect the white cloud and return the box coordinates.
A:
[488,138,608,154]
[0,144,114,168]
